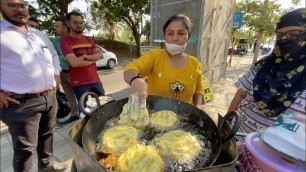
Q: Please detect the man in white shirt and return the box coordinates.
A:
[0,0,67,171]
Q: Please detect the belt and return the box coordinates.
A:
[62,70,69,73]
[10,90,53,99]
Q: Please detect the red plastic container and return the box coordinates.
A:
[245,132,306,172]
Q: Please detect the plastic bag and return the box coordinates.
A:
[56,91,71,118]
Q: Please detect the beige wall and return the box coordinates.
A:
[200,0,235,82]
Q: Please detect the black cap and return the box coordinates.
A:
[276,8,306,30]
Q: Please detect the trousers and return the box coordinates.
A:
[60,72,79,117]
[0,91,57,171]
[72,81,105,102]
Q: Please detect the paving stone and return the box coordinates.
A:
[0,154,13,172]
[0,136,13,159]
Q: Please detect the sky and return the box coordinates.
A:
[69,0,305,12]
[27,0,305,13]
[26,0,304,35]
[68,0,305,35]
[277,0,305,9]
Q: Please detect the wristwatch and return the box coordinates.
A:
[83,55,88,60]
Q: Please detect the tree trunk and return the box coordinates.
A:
[135,33,141,57]
[147,34,150,45]
[108,23,115,49]
[62,4,68,16]
[126,19,141,57]
[131,28,141,57]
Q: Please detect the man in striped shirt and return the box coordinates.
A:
[60,11,105,124]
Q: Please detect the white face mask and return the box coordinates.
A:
[165,42,187,55]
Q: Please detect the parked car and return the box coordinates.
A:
[96,45,118,69]
[228,45,247,56]
[261,44,274,55]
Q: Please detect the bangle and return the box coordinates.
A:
[129,74,142,85]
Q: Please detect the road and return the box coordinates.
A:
[97,57,134,94]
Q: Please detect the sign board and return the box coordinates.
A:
[188,35,196,43]
[233,12,243,29]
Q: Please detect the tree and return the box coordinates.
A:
[235,0,302,63]
[291,0,301,6]
[235,0,282,37]
[235,0,302,39]
[90,1,117,41]
[29,0,88,34]
[91,0,150,57]
[35,0,75,17]
[142,20,150,45]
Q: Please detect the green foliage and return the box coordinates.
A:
[91,0,150,56]
[99,33,111,39]
[291,0,301,6]
[235,0,282,36]
[142,20,150,44]
[121,26,135,44]
[35,0,76,17]
[235,0,303,37]
[29,0,89,35]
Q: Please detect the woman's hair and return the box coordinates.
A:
[163,14,192,37]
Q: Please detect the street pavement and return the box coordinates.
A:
[0,52,263,172]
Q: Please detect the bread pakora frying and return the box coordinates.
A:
[155,130,202,163]
[116,144,165,172]
[101,125,138,154]
[150,110,179,129]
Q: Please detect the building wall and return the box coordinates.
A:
[200,0,235,82]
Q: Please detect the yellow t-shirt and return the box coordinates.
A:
[124,49,205,105]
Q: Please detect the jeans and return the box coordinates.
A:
[60,72,79,117]
[0,91,57,171]
[72,82,105,102]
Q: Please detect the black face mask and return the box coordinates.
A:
[276,34,306,55]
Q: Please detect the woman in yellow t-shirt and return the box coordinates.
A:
[124,14,205,108]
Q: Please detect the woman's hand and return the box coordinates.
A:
[193,93,203,109]
[131,78,148,101]
[124,70,148,102]
[196,104,203,109]
[227,89,247,112]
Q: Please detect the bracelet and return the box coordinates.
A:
[129,74,143,85]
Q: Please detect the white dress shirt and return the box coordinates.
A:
[1,19,61,94]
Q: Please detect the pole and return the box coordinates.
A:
[228,42,235,67]
[228,29,236,67]
[253,0,268,64]
[253,33,262,64]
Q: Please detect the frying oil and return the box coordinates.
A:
[96,113,213,172]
